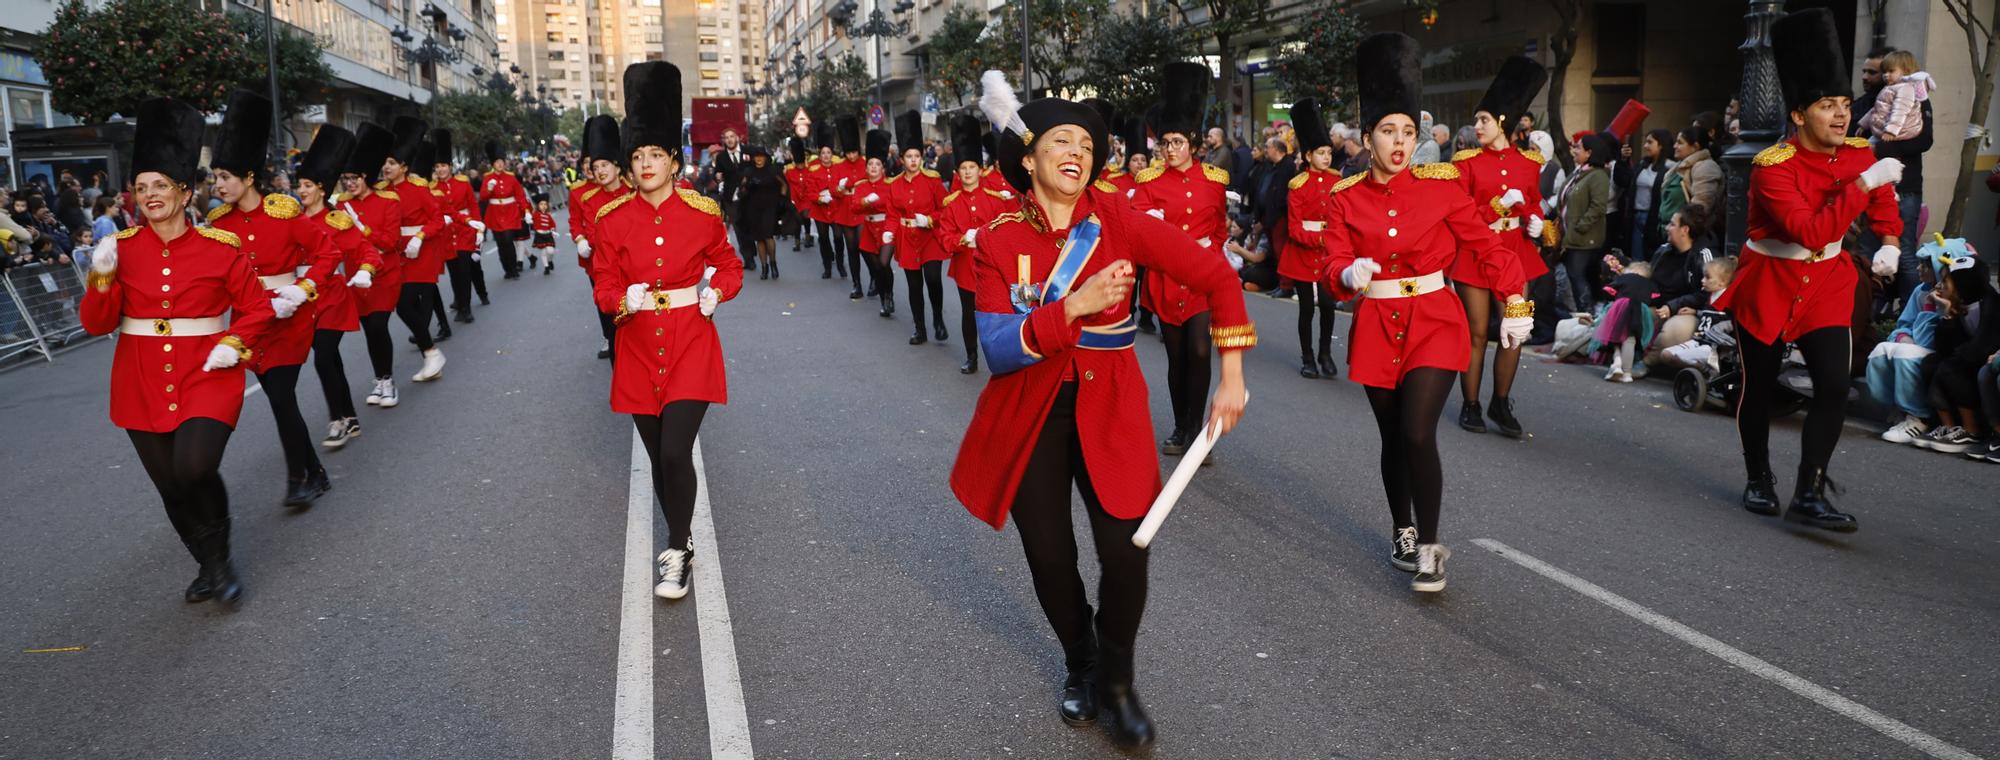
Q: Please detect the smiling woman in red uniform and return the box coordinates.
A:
[1315,34,1531,593]
[591,62,745,601]
[889,110,950,345]
[951,71,1252,749]
[1716,9,1905,532]
[80,98,277,604]
[569,115,632,361]
[205,89,343,508]
[1282,98,1342,380]
[294,125,382,451]
[335,123,407,408]
[936,114,1009,374]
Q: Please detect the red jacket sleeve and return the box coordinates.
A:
[1442,190,1526,299]
[222,245,279,361]
[591,217,630,316]
[1123,205,1254,350]
[1751,161,1878,249]
[292,215,342,294]
[701,213,745,302]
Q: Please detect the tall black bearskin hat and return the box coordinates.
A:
[582,115,623,164]
[484,139,509,164]
[978,70,1110,193]
[210,89,272,177]
[1357,32,1422,130]
[980,132,997,165]
[131,98,206,187]
[1120,113,1151,162]
[786,136,808,165]
[388,116,429,169]
[1474,56,1548,127]
[1773,8,1850,114]
[622,62,685,158]
[429,128,455,168]
[296,125,357,191]
[950,114,984,169]
[865,128,892,165]
[815,121,838,153]
[894,109,922,156]
[411,139,436,177]
[1150,62,1210,140]
[1291,98,1330,155]
[1083,98,1117,139]
[836,114,863,155]
[347,122,393,182]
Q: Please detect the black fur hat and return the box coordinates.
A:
[296,125,357,191]
[622,61,685,156]
[980,132,996,165]
[979,71,1108,193]
[1120,114,1151,161]
[815,121,837,153]
[836,115,862,155]
[346,122,393,183]
[210,89,271,177]
[1356,32,1422,129]
[950,114,984,169]
[1772,8,1850,113]
[484,139,508,164]
[1083,98,1117,139]
[131,98,206,187]
[1291,98,1330,155]
[388,115,429,169]
[429,128,455,168]
[582,114,622,164]
[1474,56,1548,126]
[865,128,892,165]
[894,109,922,156]
[411,139,435,176]
[787,136,809,165]
[1150,62,1209,139]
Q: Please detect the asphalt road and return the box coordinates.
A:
[2,208,1995,760]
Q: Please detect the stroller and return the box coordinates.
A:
[1669,309,1810,417]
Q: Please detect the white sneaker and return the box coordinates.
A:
[1881,415,1929,444]
[654,547,693,600]
[413,348,446,382]
[365,378,384,406]
[377,379,400,408]
[322,419,354,449]
[1412,544,1450,593]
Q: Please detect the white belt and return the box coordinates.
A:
[1747,238,1840,262]
[1364,270,1448,299]
[639,286,702,312]
[120,316,223,337]
[488,197,517,205]
[1300,220,1326,232]
[400,225,423,236]
[1489,217,1521,232]
[258,272,297,289]
[864,214,887,222]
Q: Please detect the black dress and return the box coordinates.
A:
[737,163,786,243]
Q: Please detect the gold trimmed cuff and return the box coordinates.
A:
[612,299,635,325]
[219,335,253,362]
[1540,224,1561,249]
[297,279,319,301]
[359,263,378,275]
[1489,196,1511,218]
[1211,321,1259,349]
[86,270,117,291]
[1502,300,1535,319]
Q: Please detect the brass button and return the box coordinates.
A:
[161,285,171,292]
[162,268,171,275]
[1396,332,1406,340]
[1802,275,1811,284]
[161,249,169,257]
[165,384,175,392]
[1181,224,1189,230]
[653,216,663,224]
[1500,170,1508,177]
[1389,253,1399,259]
[1388,210,1398,217]
[1499,184,1509,191]
[160,300,171,308]
[1392,357,1401,364]
[164,364,174,373]
[1392,312,1401,320]
[1184,191,1192,198]
[1184,208,1191,214]
[654,236,664,245]
[655,258,664,266]
[247,234,256,242]
[168,403,179,411]
[655,328,664,336]
[657,348,666,356]
[163,344,173,353]
[657,367,666,374]
[1387,228,1398,237]
[1084,370,1095,381]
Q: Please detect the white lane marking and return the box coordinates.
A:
[691,436,755,759]
[612,430,655,760]
[1473,539,1983,760]
[244,382,263,399]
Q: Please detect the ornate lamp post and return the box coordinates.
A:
[1720,0,1787,258]
[833,0,913,122]
[392,3,468,121]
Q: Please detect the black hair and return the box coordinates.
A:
[1676,203,1712,234]
[1677,125,1712,152]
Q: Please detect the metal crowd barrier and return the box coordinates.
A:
[1,259,103,369]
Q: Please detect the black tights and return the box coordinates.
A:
[428,282,448,327]
[361,310,394,379]
[632,400,711,551]
[904,261,944,331]
[312,328,356,421]
[1457,284,1522,403]
[817,220,850,281]
[874,246,897,305]
[446,254,475,311]
[1011,383,1148,668]
[1295,283,1336,360]
[256,363,323,481]
[958,288,978,363]
[495,231,521,276]
[127,418,235,562]
[1737,326,1850,481]
[396,283,435,352]
[1160,312,1213,437]
[1365,367,1454,543]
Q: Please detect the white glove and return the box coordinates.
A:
[471,252,482,262]
[961,229,977,248]
[202,343,240,371]
[862,193,880,205]
[1499,315,1533,349]
[883,231,895,245]
[404,237,422,259]
[270,296,299,319]
[837,178,849,190]
[1225,190,1242,205]
[523,213,535,227]
[91,236,120,273]
[1341,258,1382,290]
[1871,245,1901,277]
[1145,208,1166,221]
[1526,215,1545,239]
[818,189,833,204]
[576,237,592,259]
[698,286,719,317]
[1858,158,1904,191]
[914,213,932,228]
[276,284,309,305]
[999,190,1014,200]
[469,220,486,232]
[625,283,651,313]
[349,269,373,289]
[1498,188,1525,209]
[1196,237,1213,248]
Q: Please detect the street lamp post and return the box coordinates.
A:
[392,4,468,122]
[833,0,912,124]
[1719,0,1786,258]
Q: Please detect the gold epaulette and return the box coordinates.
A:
[921,168,940,179]
[373,180,390,191]
[1541,221,1562,249]
[1093,179,1119,193]
[1287,172,1311,190]
[455,174,468,182]
[1844,136,1872,149]
[1135,166,1165,184]
[942,190,961,206]
[983,188,1011,198]
[1331,173,1366,194]
[594,193,635,223]
[205,205,230,223]
[1451,147,1482,163]
[1753,143,1796,167]
[331,192,348,204]
[568,179,586,190]
[581,186,601,203]
[1210,321,1258,349]
[326,210,355,230]
[986,210,1025,230]
[113,226,141,240]
[409,177,431,188]
[196,227,241,247]
[1411,163,1460,181]
[1521,149,1547,165]
[1201,164,1229,184]
[677,188,721,218]
[375,189,401,201]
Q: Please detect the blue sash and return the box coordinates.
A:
[982,214,1119,373]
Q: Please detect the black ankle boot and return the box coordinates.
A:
[284,467,332,508]
[934,318,947,342]
[1458,400,1487,434]
[1299,351,1321,379]
[1318,352,1338,379]
[1060,631,1100,726]
[181,536,214,602]
[1742,470,1781,516]
[1097,640,1154,748]
[758,260,769,280]
[960,353,979,375]
[194,524,242,604]
[1784,467,1858,532]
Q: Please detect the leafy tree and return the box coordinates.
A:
[996,0,1108,96]
[227,13,335,120]
[807,51,872,125]
[1078,9,1196,113]
[431,90,527,162]
[928,4,1004,108]
[1163,0,1271,137]
[39,0,251,123]
[1271,0,1367,123]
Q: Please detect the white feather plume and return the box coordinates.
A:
[978,70,1030,140]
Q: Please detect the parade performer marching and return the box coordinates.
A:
[405,139,455,345]
[936,114,1008,374]
[1315,33,1530,592]
[529,194,559,274]
[429,130,483,322]
[832,116,869,296]
[1448,56,1553,438]
[295,126,382,451]
[569,114,632,361]
[481,141,535,279]
[809,124,853,292]
[380,117,448,382]
[890,110,949,345]
[1717,9,1904,532]
[1113,116,1155,334]
[337,123,408,408]
[784,136,817,256]
[1131,63,1235,457]
[852,128,897,318]
[591,62,745,600]
[950,71,1253,749]
[80,97,278,603]
[1282,98,1342,380]
[205,89,342,508]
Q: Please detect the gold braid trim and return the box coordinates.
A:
[1502,300,1535,318]
[1490,196,1513,218]
[1410,163,1461,181]
[1541,222,1562,249]
[87,269,117,291]
[1211,321,1259,349]
[612,294,637,325]
[1520,149,1547,165]
[1753,143,1795,167]
[219,335,253,362]
[359,263,379,275]
[1451,147,1482,163]
[296,279,319,301]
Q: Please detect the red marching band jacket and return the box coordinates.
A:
[935,182,1011,290]
[385,176,445,285]
[1713,136,1901,345]
[1281,167,1341,284]
[801,158,832,224]
[828,159,866,227]
[887,168,948,269]
[1314,165,1525,389]
[479,170,533,233]
[206,193,342,369]
[1448,145,1554,286]
[335,188,405,315]
[590,188,745,414]
[569,180,633,274]
[949,191,1257,528]
[80,224,278,432]
[436,174,480,253]
[307,205,383,333]
[853,175,891,255]
[1129,160,1230,326]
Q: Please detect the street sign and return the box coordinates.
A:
[868,105,885,127]
[792,107,811,138]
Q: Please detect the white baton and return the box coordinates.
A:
[1131,392,1245,549]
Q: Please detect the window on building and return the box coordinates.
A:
[548,50,565,60]
[702,88,719,96]
[1592,4,1645,78]
[699,34,717,45]
[549,70,567,80]
[547,30,562,41]
[699,52,718,61]
[646,51,665,61]
[646,30,664,43]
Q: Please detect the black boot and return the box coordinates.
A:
[1487,397,1524,438]
[194,523,242,604]
[283,467,332,508]
[1741,469,1781,516]
[1059,628,1100,726]
[1318,351,1338,379]
[1784,467,1858,532]
[180,535,214,603]
[1299,350,1321,379]
[768,258,779,279]
[960,352,979,375]
[1097,638,1155,748]
[758,260,769,281]
[910,308,928,345]
[1458,400,1488,434]
[933,317,947,342]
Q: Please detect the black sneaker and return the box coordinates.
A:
[1160,430,1190,456]
[1970,440,2000,463]
[1487,397,1524,438]
[654,547,693,600]
[1389,527,1418,572]
[1458,400,1487,434]
[1930,427,1977,454]
[1411,544,1450,592]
